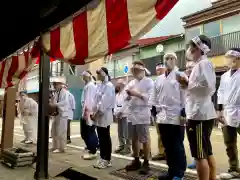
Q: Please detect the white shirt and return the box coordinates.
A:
[82,81,96,126]
[19,97,38,124]
[127,77,154,125]
[93,81,115,127]
[67,91,76,120]
[114,90,128,118]
[150,70,185,125]
[53,88,69,118]
[217,69,240,127]
[185,56,217,120]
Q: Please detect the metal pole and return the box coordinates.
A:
[35,49,50,179]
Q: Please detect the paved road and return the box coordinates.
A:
[3,119,240,175]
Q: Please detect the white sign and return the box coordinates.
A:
[156,44,164,53]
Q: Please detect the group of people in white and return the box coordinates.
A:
[17,76,76,153]
[16,34,240,180]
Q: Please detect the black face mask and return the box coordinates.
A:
[115,89,119,94]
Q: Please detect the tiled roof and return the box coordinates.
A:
[137,35,175,46]
[120,34,183,50]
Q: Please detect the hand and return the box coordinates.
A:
[217,111,225,125]
[176,75,188,87]
[90,113,96,121]
[180,117,186,126]
[117,112,123,118]
[126,96,132,101]
[126,89,139,97]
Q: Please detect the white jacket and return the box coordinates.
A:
[82,81,96,126]
[114,90,128,118]
[19,97,38,123]
[54,88,70,118]
[93,81,115,127]
[127,77,154,125]
[67,91,75,120]
[150,70,185,125]
[217,69,240,127]
[185,56,217,120]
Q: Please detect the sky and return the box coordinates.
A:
[143,0,213,38]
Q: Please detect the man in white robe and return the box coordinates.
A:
[184,61,197,170]
[80,70,98,160]
[50,76,69,153]
[114,79,131,155]
[179,35,217,180]
[152,63,166,161]
[125,61,153,175]
[151,52,186,180]
[63,84,76,144]
[217,48,240,179]
[91,67,115,169]
[19,90,38,144]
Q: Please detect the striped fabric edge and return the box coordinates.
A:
[0,0,179,88]
[41,0,179,65]
[0,42,40,89]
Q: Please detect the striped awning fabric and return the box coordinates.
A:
[0,42,40,88]
[0,0,179,88]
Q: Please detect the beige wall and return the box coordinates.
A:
[76,57,104,76]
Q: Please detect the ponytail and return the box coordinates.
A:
[92,76,97,84]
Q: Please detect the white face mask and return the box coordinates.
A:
[186,48,194,61]
[225,57,237,69]
[134,71,145,79]
[165,61,175,70]
[164,56,176,70]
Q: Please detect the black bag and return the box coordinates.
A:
[49,89,62,116]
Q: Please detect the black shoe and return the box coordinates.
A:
[125,158,141,171]
[114,146,124,153]
[152,154,166,161]
[67,139,71,144]
[158,173,171,180]
[139,161,150,175]
[139,149,144,159]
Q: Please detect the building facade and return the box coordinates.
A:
[103,34,185,82]
[137,34,185,77]
[182,0,240,72]
[182,0,240,106]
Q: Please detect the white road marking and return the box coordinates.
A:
[2,128,222,179]
[12,133,198,174]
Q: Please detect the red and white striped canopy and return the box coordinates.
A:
[0,0,179,88]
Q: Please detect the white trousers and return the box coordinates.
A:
[22,116,38,143]
[51,116,68,151]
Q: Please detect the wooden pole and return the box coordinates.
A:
[34,50,50,179]
[1,87,17,155]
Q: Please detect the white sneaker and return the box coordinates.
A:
[24,140,33,144]
[52,149,61,153]
[52,149,65,153]
[219,171,240,179]
[93,159,103,168]
[96,160,112,169]
[82,153,97,160]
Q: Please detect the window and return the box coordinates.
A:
[222,15,240,34]
[142,55,163,76]
[203,21,220,37]
[185,26,201,42]
[69,65,76,75]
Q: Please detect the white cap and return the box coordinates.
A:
[50,76,66,84]
[164,52,177,60]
